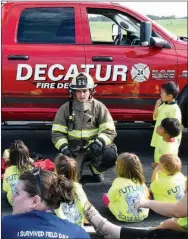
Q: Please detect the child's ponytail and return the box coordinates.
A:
[55,154,77,181]
[9,140,33,172]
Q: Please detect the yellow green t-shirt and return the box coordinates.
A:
[154,137,179,163]
[3,166,20,206]
[177,217,188,231]
[151,103,182,148]
[55,182,88,226]
[150,172,186,203]
[107,177,149,222]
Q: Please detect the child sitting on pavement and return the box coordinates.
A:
[153,117,182,170]
[54,154,88,227]
[83,189,188,238]
[150,154,186,203]
[151,81,182,148]
[3,140,34,206]
[102,152,150,222]
[136,179,188,233]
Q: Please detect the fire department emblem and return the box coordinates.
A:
[131,63,150,82]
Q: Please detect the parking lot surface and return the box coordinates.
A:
[2,127,188,238]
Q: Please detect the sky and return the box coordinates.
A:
[118,2,187,18]
[1,1,187,17]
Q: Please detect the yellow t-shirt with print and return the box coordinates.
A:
[55,182,88,226]
[151,102,182,148]
[107,177,149,222]
[150,172,186,203]
[177,217,188,231]
[154,137,179,163]
[3,166,20,206]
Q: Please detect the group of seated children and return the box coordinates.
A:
[100,110,186,223]
[2,81,187,233]
[2,138,186,226]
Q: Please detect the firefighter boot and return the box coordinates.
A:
[89,164,104,182]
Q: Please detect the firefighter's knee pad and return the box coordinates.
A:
[91,144,117,172]
[102,144,117,168]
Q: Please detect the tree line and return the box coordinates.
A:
[147,15,187,20]
[89,15,187,22]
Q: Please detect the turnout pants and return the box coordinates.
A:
[74,144,117,181]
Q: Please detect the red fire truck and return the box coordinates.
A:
[2,1,188,126]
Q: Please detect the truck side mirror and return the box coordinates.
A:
[140,21,152,46]
[112,24,121,41]
[150,37,171,48]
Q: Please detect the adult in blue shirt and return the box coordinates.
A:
[2,168,90,239]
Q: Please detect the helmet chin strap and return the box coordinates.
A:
[89,89,94,100]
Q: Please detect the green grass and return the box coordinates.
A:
[89,22,114,41]
[155,19,187,37]
[89,19,187,41]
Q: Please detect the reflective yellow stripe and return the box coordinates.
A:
[99,122,115,133]
[88,139,95,145]
[68,128,98,139]
[98,133,112,145]
[90,164,103,174]
[55,138,68,150]
[52,124,68,134]
[82,128,98,137]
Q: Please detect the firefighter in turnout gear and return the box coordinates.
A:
[52,72,117,182]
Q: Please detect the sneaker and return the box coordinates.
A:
[84,201,107,236]
[89,165,104,182]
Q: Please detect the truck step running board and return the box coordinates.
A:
[1,121,154,130]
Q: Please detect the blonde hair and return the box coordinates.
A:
[160,154,182,175]
[115,152,145,184]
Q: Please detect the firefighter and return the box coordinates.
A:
[52,72,117,182]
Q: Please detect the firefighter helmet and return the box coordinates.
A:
[69,72,96,90]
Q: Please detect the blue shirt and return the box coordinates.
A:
[2,210,90,239]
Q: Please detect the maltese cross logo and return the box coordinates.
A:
[131,63,150,82]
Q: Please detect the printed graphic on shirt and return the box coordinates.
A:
[17,231,69,238]
[4,173,19,204]
[10,179,18,198]
[125,191,145,216]
[61,202,82,224]
[167,185,185,200]
[5,173,18,183]
[125,192,139,216]
[119,185,145,216]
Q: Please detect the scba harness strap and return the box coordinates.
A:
[68,98,75,131]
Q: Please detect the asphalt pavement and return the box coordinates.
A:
[1,127,188,238]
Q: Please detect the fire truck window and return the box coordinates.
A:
[87,9,143,46]
[88,13,127,44]
[17,8,75,44]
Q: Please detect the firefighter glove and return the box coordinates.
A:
[90,138,104,157]
[60,145,73,157]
